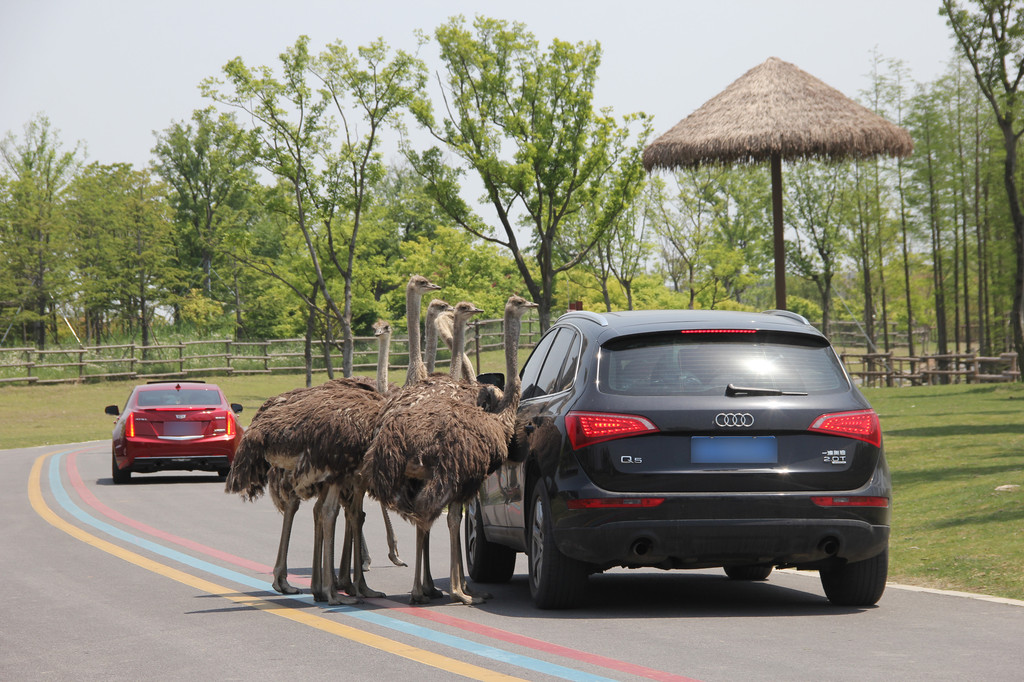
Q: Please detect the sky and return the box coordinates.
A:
[1,0,958,169]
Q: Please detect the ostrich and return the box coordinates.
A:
[362,295,537,605]
[428,302,475,380]
[248,320,400,596]
[226,275,440,602]
[227,374,384,604]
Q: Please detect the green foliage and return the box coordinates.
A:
[0,114,80,347]
[406,15,652,328]
[64,162,181,344]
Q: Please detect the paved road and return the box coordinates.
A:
[4,441,1023,681]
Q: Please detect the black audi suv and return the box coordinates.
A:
[466,309,890,609]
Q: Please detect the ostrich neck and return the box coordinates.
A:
[497,313,524,430]
[424,316,439,375]
[450,317,467,382]
[376,335,390,393]
[405,289,425,386]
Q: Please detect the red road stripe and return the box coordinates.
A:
[66,450,697,682]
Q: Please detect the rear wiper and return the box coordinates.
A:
[726,383,808,397]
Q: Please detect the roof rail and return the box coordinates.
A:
[761,309,811,325]
[559,310,609,326]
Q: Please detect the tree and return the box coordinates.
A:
[786,162,852,336]
[151,107,256,336]
[203,36,427,374]
[942,0,1024,378]
[405,16,651,330]
[65,163,180,347]
[0,115,80,348]
[650,168,721,309]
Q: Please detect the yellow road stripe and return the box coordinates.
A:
[28,454,522,682]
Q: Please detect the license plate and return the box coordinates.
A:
[691,436,778,464]
[163,421,203,436]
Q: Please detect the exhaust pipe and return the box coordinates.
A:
[819,536,840,556]
[629,538,653,558]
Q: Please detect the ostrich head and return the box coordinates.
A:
[373,319,392,339]
[504,295,538,320]
[408,274,442,297]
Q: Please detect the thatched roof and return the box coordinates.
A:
[643,57,914,170]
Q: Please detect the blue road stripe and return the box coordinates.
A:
[47,451,615,682]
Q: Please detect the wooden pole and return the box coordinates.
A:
[771,152,786,310]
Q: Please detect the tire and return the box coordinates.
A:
[819,548,888,606]
[527,481,587,609]
[465,496,516,583]
[724,564,773,581]
[111,453,131,484]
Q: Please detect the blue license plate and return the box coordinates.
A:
[691,436,778,464]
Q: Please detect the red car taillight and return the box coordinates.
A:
[811,496,889,508]
[225,412,235,436]
[567,497,666,510]
[565,411,659,450]
[808,409,881,448]
[127,412,136,438]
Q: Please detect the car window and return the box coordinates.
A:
[137,388,223,407]
[599,331,848,396]
[551,329,581,394]
[534,328,577,396]
[520,328,561,400]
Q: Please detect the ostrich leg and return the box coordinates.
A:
[335,509,362,594]
[381,503,406,566]
[271,494,302,595]
[410,527,431,604]
[420,529,443,599]
[447,502,490,604]
[344,489,384,598]
[314,484,358,605]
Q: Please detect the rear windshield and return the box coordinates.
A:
[137,388,223,407]
[599,331,848,396]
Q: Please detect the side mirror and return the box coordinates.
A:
[104,405,120,416]
[477,372,504,388]
[231,403,243,414]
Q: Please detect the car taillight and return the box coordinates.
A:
[568,497,666,509]
[565,411,659,449]
[811,496,889,508]
[127,412,136,438]
[808,409,881,447]
[225,412,235,436]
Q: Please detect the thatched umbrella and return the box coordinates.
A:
[643,56,913,310]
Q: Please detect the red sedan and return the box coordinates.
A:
[105,381,244,483]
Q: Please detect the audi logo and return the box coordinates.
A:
[714,412,755,428]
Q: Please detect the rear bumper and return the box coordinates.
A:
[122,454,232,473]
[554,516,889,570]
[117,437,236,473]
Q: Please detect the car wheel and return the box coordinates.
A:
[111,453,131,484]
[724,564,773,581]
[465,496,516,583]
[819,548,888,606]
[528,480,587,609]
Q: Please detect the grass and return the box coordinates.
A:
[3,369,1022,600]
[862,383,1024,599]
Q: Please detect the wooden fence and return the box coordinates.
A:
[840,351,1020,387]
[0,316,541,386]
[1,314,1018,388]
